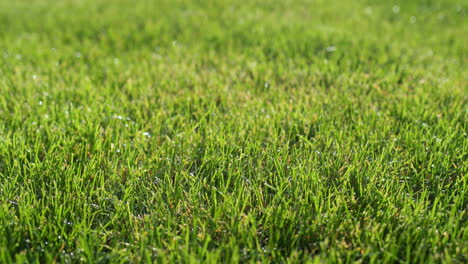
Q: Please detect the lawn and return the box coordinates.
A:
[0,0,467,263]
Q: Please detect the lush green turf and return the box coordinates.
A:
[0,0,467,263]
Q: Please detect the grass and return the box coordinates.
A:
[0,0,467,262]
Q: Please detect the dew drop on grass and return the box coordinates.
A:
[143,132,151,138]
[410,16,416,23]
[326,46,336,52]
[392,5,400,13]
